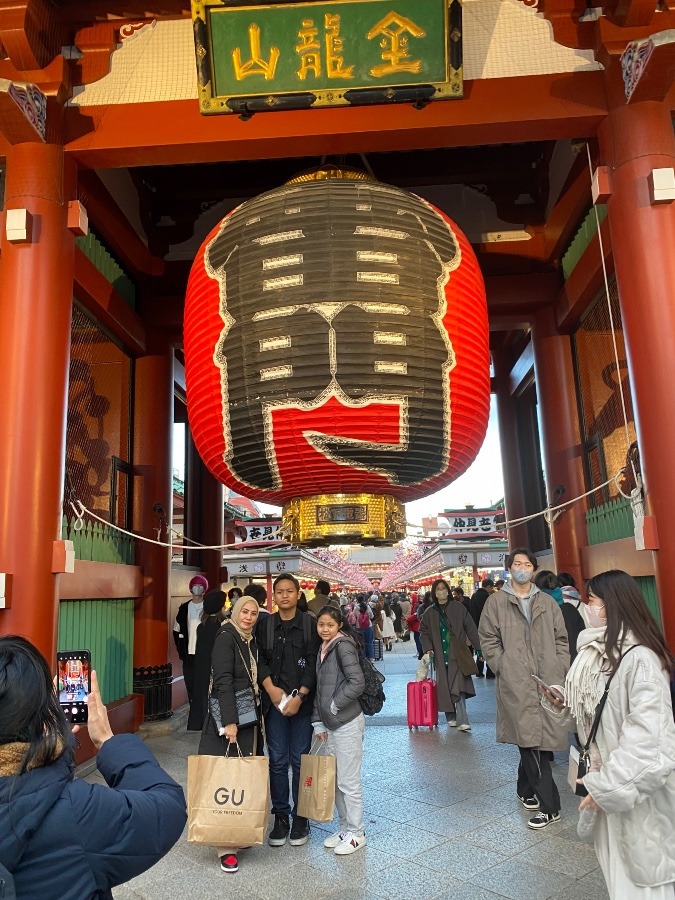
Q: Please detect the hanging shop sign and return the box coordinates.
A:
[237,518,282,542]
[184,169,489,546]
[191,0,462,114]
[437,509,507,540]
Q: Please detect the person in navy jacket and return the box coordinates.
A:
[0,636,186,899]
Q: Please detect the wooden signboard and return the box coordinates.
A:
[191,0,462,114]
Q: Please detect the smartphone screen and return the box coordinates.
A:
[57,650,91,724]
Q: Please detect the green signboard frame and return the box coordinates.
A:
[191,0,462,114]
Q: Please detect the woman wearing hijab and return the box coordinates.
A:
[187,590,226,732]
[420,578,481,731]
[199,595,263,875]
[543,571,675,899]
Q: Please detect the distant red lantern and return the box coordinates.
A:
[300,580,308,590]
[185,170,489,545]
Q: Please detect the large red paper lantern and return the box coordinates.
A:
[185,169,490,546]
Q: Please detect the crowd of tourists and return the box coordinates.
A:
[1,556,674,899]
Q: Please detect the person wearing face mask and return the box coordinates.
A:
[541,570,675,899]
[173,574,209,708]
[420,578,482,731]
[479,548,570,829]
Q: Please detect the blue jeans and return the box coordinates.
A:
[361,626,374,660]
[265,705,313,818]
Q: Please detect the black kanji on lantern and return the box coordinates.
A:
[206,178,459,491]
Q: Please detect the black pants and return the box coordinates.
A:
[183,654,196,702]
[517,747,560,814]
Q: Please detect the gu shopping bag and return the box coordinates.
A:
[187,752,270,847]
[297,748,336,822]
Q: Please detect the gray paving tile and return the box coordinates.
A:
[461,812,554,856]
[323,889,388,900]
[365,860,463,900]
[411,806,490,838]
[469,857,576,900]
[255,861,340,899]
[550,867,609,900]
[367,822,445,858]
[431,886,509,900]
[412,838,508,879]
[112,887,144,899]
[306,843,392,877]
[514,834,599,878]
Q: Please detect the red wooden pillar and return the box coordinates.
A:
[185,435,224,590]
[133,349,173,667]
[531,308,587,587]
[0,143,75,662]
[598,98,675,644]
[200,468,224,593]
[493,350,530,550]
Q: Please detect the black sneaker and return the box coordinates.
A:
[518,795,540,811]
[220,853,238,873]
[528,811,561,830]
[289,815,310,846]
[268,814,290,846]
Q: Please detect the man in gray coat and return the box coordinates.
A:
[479,547,570,830]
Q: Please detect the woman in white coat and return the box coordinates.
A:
[551,570,675,899]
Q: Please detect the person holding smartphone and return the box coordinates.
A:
[479,548,570,829]
[550,572,675,899]
[0,635,186,899]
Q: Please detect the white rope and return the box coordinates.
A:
[68,500,291,552]
[406,469,626,533]
[586,145,635,468]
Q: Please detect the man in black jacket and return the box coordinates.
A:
[256,573,320,848]
[468,579,495,676]
[173,574,208,708]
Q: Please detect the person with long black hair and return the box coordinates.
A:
[0,636,185,899]
[548,570,675,898]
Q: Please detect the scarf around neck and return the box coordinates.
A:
[565,627,639,737]
[224,599,259,699]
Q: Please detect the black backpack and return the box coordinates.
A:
[336,642,386,715]
[0,864,15,899]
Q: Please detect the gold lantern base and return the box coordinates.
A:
[282,494,406,547]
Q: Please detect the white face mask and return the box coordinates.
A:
[191,585,205,597]
[585,603,606,629]
[511,569,532,585]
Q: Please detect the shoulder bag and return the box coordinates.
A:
[572,645,638,796]
[209,641,259,730]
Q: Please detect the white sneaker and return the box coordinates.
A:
[323,831,346,849]
[334,832,367,855]
[458,723,472,732]
[447,718,457,727]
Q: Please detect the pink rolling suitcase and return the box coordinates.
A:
[407,677,438,730]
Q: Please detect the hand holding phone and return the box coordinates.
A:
[57,650,91,724]
[531,674,565,704]
[83,670,114,750]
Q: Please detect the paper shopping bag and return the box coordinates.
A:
[187,753,271,847]
[297,750,336,822]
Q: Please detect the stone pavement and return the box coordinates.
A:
[97,641,609,900]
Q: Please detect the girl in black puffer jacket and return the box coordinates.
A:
[311,607,367,857]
